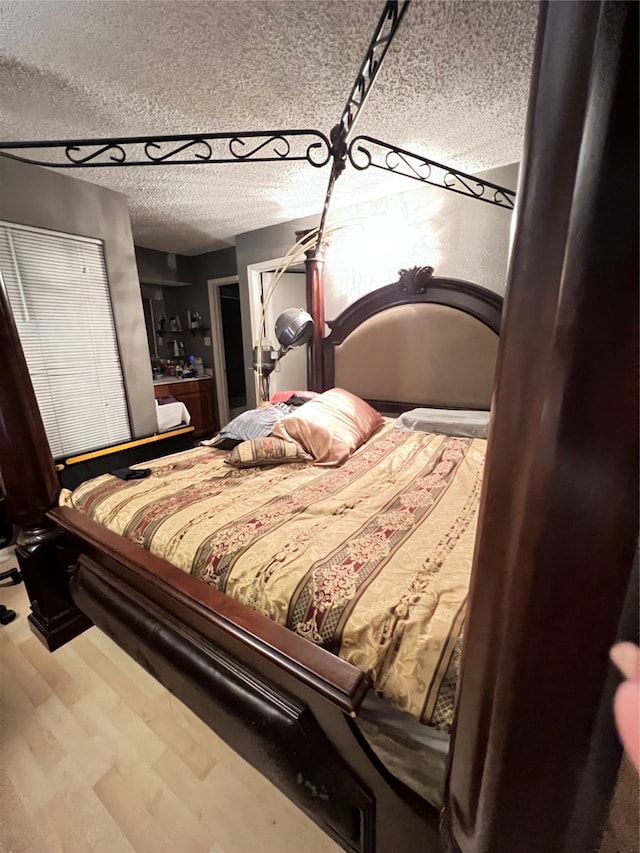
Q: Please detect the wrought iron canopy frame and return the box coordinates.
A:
[0,0,516,247]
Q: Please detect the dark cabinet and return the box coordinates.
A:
[154,378,217,439]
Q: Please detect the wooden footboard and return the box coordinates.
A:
[49,506,441,853]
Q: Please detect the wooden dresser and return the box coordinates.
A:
[153,377,217,439]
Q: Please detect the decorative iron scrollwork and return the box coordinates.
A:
[0,130,332,169]
[144,139,213,163]
[314,0,411,253]
[349,136,516,210]
[0,0,516,262]
[65,143,126,165]
[337,1,411,144]
[228,135,290,160]
[398,266,434,294]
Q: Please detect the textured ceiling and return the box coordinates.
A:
[0,0,538,255]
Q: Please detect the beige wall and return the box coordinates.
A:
[322,163,518,319]
[236,162,518,407]
[0,156,157,436]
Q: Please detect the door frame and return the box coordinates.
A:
[207,275,240,428]
[246,256,288,345]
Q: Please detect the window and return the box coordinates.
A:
[0,222,131,458]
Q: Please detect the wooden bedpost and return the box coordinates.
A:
[443,2,638,852]
[298,230,326,392]
[0,269,91,649]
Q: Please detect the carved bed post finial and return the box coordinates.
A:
[398,266,435,294]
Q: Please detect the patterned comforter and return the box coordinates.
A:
[61,421,485,732]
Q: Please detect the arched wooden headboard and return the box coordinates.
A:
[322,266,503,413]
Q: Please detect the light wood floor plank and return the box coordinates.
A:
[152,748,283,853]
[1,634,52,707]
[73,689,166,770]
[15,714,67,772]
[107,759,212,852]
[0,570,339,852]
[0,656,38,742]
[93,767,178,853]
[72,633,158,714]
[40,795,94,853]
[34,692,113,787]
[41,754,140,853]
[0,769,53,853]
[20,635,89,707]
[144,704,219,781]
[4,735,57,814]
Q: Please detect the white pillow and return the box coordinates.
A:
[394,407,490,439]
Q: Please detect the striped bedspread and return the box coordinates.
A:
[61,421,485,731]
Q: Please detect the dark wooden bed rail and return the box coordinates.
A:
[50,505,369,713]
[47,505,441,853]
[0,3,636,852]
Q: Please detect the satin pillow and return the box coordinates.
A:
[271,388,384,466]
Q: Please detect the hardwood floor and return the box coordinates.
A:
[0,556,340,853]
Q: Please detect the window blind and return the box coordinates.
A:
[0,223,132,458]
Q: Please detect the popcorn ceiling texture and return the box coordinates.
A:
[0,0,538,255]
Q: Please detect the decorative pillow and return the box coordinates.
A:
[213,403,292,445]
[225,437,311,468]
[394,407,490,439]
[271,388,384,466]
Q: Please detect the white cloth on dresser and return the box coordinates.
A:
[156,400,191,432]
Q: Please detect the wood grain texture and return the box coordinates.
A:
[444,3,639,852]
[50,506,369,713]
[0,564,340,853]
[305,254,326,392]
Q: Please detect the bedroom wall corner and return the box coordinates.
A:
[0,156,157,438]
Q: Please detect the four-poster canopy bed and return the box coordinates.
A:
[0,2,638,852]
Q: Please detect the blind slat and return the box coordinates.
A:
[0,224,132,457]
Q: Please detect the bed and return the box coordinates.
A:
[18,267,501,852]
[0,4,636,852]
[59,420,484,801]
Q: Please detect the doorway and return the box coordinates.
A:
[219,283,247,412]
[246,257,309,406]
[207,276,247,427]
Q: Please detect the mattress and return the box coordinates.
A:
[60,421,485,734]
